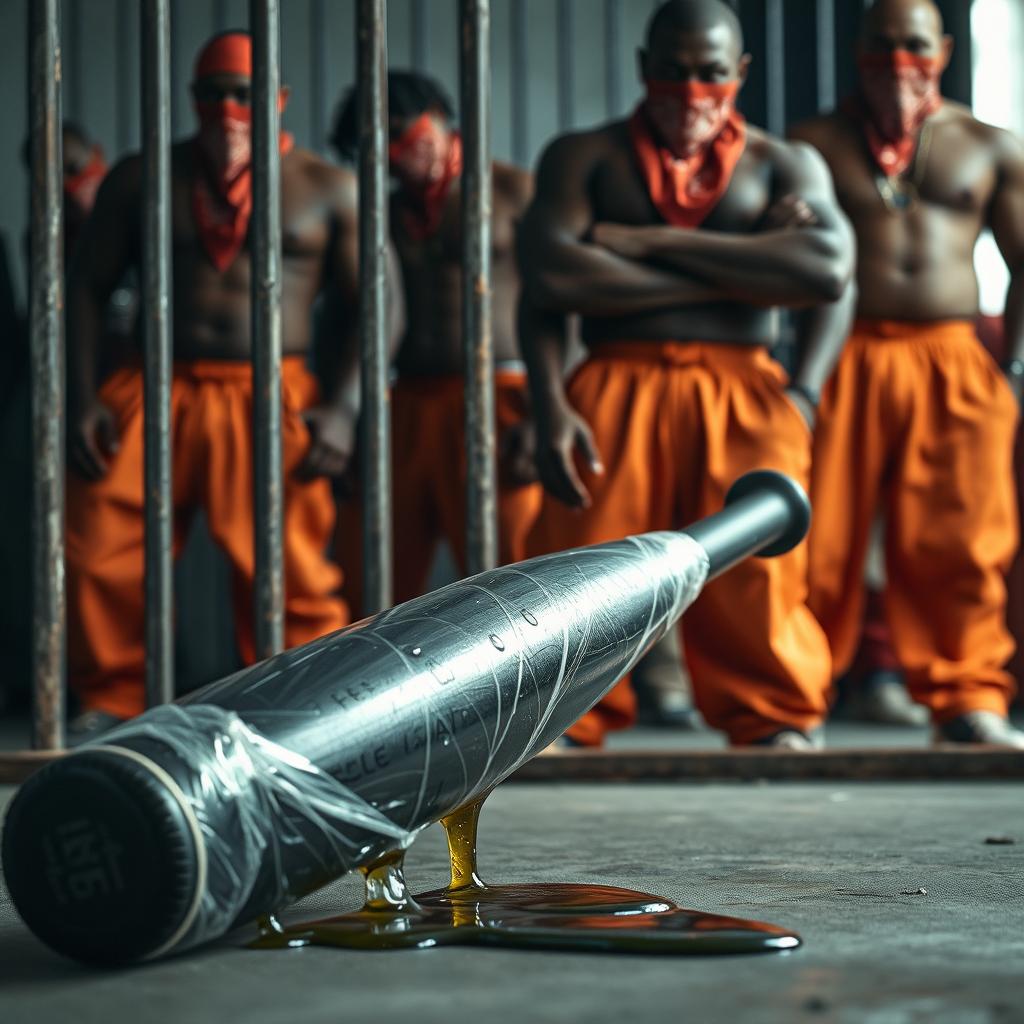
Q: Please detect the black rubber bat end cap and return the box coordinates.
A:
[1,748,201,966]
[725,470,811,558]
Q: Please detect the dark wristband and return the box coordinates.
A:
[787,383,820,409]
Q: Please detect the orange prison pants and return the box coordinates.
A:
[67,358,348,719]
[809,319,1019,721]
[528,342,831,746]
[336,371,544,616]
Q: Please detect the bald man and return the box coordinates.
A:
[65,32,374,741]
[791,0,1024,747]
[519,0,855,749]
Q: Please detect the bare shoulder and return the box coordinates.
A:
[289,147,358,211]
[535,122,624,180]
[943,105,1024,167]
[106,150,144,192]
[493,160,533,209]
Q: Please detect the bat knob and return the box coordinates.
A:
[725,470,810,558]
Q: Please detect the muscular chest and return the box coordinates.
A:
[832,128,997,225]
[591,147,772,233]
[393,185,516,282]
[170,174,331,265]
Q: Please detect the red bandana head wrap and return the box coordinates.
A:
[388,113,463,240]
[630,79,746,229]
[191,32,293,272]
[850,50,943,177]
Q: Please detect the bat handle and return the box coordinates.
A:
[682,470,811,580]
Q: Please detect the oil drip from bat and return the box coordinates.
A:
[250,795,800,955]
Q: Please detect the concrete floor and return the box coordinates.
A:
[1,781,1022,1024]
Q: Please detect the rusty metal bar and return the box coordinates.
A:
[765,0,786,135]
[815,0,836,113]
[357,0,393,613]
[250,0,285,656]
[509,0,527,167]
[603,0,622,118]
[460,0,497,575]
[141,0,175,706]
[28,0,65,751]
[556,0,574,131]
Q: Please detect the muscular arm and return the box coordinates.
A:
[990,130,1024,379]
[594,143,852,307]
[518,292,602,507]
[302,169,404,480]
[517,132,726,317]
[65,157,139,477]
[790,276,857,413]
[67,157,138,413]
[318,171,404,414]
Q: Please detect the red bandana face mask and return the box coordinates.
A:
[643,79,740,159]
[64,147,107,216]
[389,113,463,240]
[63,147,107,251]
[855,50,943,176]
[630,79,746,228]
[196,99,253,190]
[191,96,293,271]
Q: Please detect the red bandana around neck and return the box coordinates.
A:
[849,50,943,177]
[629,79,746,228]
[191,101,293,272]
[190,32,293,271]
[389,113,463,241]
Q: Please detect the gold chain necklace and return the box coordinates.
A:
[874,119,933,214]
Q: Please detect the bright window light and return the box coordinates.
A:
[971,0,1022,314]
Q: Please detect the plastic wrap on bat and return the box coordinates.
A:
[2,470,809,964]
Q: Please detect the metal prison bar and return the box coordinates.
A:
[28,0,65,752]
[357,0,392,614]
[19,0,495,757]
[251,0,286,660]
[141,0,175,708]
[461,0,498,576]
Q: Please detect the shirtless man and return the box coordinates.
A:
[65,32,367,740]
[518,0,854,749]
[329,71,541,613]
[791,0,1024,747]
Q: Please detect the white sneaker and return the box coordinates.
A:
[934,711,1024,749]
[750,729,823,751]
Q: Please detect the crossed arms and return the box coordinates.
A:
[515,129,855,508]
